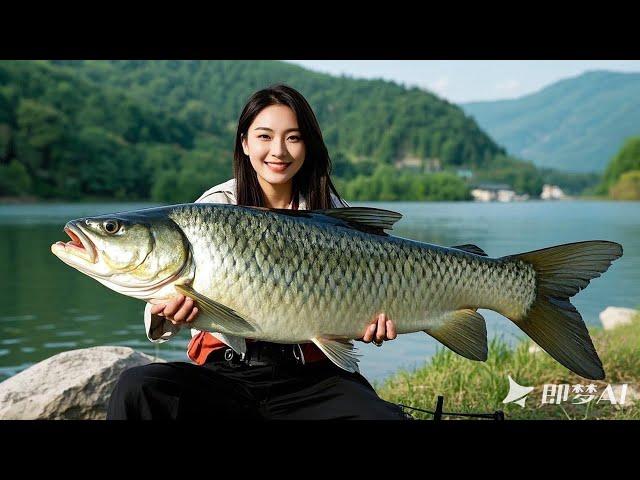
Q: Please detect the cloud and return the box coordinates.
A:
[495,79,521,94]
[427,76,450,96]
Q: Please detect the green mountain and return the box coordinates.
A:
[0,60,596,201]
[462,70,640,173]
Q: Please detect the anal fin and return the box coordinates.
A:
[311,337,361,373]
[424,309,488,361]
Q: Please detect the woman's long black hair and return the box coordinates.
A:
[233,84,347,209]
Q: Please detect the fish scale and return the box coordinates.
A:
[169,204,530,342]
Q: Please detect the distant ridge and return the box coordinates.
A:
[462,70,640,173]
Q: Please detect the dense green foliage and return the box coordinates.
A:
[0,60,598,202]
[600,136,640,193]
[463,70,640,173]
[336,165,472,201]
[609,170,640,200]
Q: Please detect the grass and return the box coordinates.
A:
[375,314,640,420]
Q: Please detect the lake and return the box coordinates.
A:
[0,200,638,383]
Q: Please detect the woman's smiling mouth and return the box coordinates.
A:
[265,161,292,172]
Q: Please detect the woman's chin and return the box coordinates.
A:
[259,170,295,185]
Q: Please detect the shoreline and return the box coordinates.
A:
[375,312,640,420]
[2,196,635,205]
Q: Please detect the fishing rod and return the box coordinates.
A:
[397,395,505,420]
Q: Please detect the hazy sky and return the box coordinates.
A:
[284,60,640,104]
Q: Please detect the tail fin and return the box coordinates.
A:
[507,241,623,380]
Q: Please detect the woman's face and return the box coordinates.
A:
[242,104,306,186]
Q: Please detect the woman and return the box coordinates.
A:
[107,84,408,420]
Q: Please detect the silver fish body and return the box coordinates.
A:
[173,205,532,340]
[52,203,623,379]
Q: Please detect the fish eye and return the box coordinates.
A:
[103,220,120,234]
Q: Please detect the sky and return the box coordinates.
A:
[284,60,640,104]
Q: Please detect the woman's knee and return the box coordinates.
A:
[113,363,168,394]
[107,362,185,420]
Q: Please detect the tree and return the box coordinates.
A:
[601,136,640,190]
[609,170,640,200]
[0,160,32,195]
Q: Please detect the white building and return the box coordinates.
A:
[540,184,566,200]
[471,184,516,202]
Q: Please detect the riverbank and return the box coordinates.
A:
[0,196,156,205]
[375,312,640,420]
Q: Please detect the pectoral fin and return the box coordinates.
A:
[424,309,488,361]
[175,284,258,334]
[311,337,361,373]
[211,333,247,356]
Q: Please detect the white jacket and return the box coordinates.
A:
[143,178,348,350]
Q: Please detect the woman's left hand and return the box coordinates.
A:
[358,313,397,346]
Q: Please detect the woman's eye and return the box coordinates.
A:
[258,134,270,140]
[288,136,301,142]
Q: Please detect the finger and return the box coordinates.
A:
[162,295,185,318]
[362,323,376,343]
[386,319,397,340]
[150,304,165,315]
[172,297,194,323]
[375,313,387,343]
[185,307,199,323]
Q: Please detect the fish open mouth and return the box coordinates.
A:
[53,223,97,263]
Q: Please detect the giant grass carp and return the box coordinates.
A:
[51,204,622,379]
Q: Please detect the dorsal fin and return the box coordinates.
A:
[245,206,403,237]
[451,244,488,256]
[314,207,403,233]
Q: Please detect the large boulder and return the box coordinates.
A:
[599,307,639,330]
[0,346,164,420]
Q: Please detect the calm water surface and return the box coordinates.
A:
[0,200,638,382]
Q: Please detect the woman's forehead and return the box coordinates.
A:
[251,104,299,130]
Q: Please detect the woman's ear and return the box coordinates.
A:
[241,134,249,156]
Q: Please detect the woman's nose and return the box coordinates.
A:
[270,139,287,158]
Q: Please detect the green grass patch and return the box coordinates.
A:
[375,315,640,420]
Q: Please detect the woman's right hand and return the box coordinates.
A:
[150,295,199,325]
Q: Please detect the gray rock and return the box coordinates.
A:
[0,346,164,420]
[599,306,638,330]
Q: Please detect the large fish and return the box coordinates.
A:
[51,204,622,379]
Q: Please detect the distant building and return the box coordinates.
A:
[540,184,566,200]
[471,183,515,202]
[394,156,443,173]
[394,156,423,170]
[456,169,473,179]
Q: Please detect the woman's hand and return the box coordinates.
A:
[150,295,199,325]
[358,313,397,346]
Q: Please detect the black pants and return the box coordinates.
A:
[106,356,409,420]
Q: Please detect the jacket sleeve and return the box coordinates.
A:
[144,190,233,342]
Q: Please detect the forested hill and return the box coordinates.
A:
[49,60,504,166]
[462,70,640,173]
[0,60,588,202]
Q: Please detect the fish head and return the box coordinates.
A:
[51,209,192,300]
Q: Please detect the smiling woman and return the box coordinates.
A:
[103,84,407,420]
[241,105,306,206]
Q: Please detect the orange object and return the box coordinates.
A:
[187,331,328,365]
